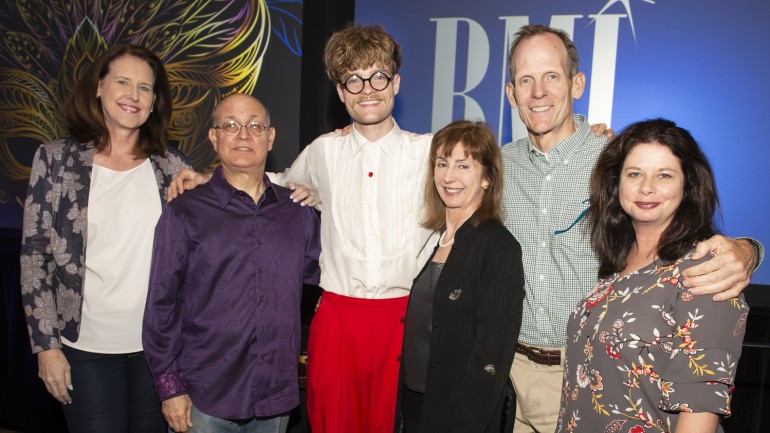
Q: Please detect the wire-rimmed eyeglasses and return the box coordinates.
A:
[339,71,392,94]
[213,121,271,136]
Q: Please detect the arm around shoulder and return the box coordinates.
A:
[269,138,319,188]
[683,235,762,300]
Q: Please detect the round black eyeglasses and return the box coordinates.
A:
[340,71,392,94]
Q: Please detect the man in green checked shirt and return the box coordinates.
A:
[500,24,763,433]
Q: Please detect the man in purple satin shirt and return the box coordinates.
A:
[142,94,321,433]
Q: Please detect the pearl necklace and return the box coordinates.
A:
[438,230,454,248]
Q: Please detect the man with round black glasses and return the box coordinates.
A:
[270,25,436,433]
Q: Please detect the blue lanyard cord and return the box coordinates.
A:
[554,199,590,235]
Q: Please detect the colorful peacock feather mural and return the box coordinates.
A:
[0,0,302,211]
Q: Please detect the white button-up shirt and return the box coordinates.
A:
[270,121,437,299]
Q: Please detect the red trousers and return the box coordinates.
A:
[306,291,407,433]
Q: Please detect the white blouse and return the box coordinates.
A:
[64,158,161,353]
[270,121,437,299]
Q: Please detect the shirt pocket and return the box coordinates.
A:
[553,198,593,257]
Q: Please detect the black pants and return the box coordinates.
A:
[61,346,166,433]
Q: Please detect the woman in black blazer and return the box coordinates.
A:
[397,120,525,433]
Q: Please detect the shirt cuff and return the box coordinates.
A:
[154,371,187,401]
[659,379,733,416]
[747,238,765,273]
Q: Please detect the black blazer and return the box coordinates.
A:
[397,218,525,433]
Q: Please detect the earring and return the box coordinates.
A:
[482,184,489,191]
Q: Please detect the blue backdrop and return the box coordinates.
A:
[356,0,770,285]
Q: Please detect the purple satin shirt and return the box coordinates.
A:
[142,166,321,419]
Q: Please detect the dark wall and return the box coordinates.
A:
[298,0,355,146]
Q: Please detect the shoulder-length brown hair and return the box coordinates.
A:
[589,118,720,278]
[422,120,503,230]
[64,44,172,157]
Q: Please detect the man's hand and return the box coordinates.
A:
[162,394,193,433]
[683,235,756,301]
[168,169,212,202]
[590,123,614,138]
[336,124,353,136]
[288,183,318,207]
[38,349,72,404]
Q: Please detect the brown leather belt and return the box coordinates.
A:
[516,343,561,366]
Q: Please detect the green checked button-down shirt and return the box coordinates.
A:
[501,115,608,349]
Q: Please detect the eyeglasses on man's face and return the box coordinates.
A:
[213,121,270,137]
[340,71,392,94]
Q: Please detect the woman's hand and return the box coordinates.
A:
[167,169,212,202]
[37,349,72,404]
[336,124,353,136]
[287,183,318,207]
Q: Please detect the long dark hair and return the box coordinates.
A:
[589,119,720,278]
[64,44,171,157]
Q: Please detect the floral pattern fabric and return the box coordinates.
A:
[556,249,748,433]
[20,137,190,353]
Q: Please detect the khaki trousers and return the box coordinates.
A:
[508,349,565,433]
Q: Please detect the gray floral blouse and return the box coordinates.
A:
[557,249,749,433]
[19,137,190,353]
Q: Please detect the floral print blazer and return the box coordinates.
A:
[19,137,191,354]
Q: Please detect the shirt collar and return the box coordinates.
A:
[209,165,277,209]
[351,119,402,156]
[527,114,591,161]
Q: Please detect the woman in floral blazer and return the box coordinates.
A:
[20,44,190,433]
[557,119,748,433]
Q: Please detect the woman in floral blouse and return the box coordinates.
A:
[557,119,749,433]
[19,44,190,432]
